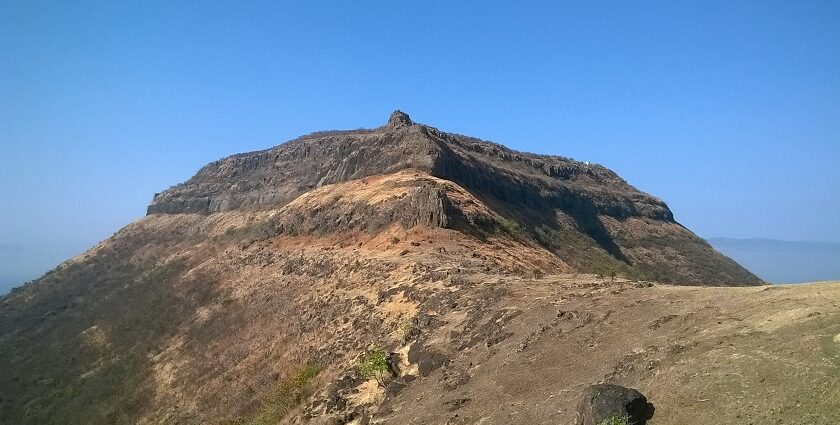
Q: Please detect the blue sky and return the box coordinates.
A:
[1,1,839,290]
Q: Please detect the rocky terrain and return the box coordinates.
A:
[3,112,836,425]
[148,111,758,285]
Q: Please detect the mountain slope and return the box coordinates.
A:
[149,111,759,285]
[0,112,777,425]
[0,172,566,425]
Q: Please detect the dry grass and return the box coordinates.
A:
[0,171,812,425]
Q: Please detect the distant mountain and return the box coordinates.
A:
[707,237,840,284]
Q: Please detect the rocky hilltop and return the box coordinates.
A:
[149,111,758,285]
[6,112,828,425]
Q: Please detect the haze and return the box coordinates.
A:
[2,1,839,293]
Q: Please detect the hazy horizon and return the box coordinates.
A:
[708,237,840,284]
[2,1,839,294]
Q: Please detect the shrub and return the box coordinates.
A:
[496,217,521,236]
[357,350,392,388]
[396,319,414,340]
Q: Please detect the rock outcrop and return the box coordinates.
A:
[147,111,760,285]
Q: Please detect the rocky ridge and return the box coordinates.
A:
[148,111,759,285]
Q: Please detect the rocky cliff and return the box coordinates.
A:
[148,111,759,285]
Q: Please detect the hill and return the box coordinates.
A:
[148,111,759,285]
[0,112,808,425]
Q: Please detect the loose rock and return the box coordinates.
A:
[574,383,654,425]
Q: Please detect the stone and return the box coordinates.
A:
[573,384,654,425]
[384,378,409,398]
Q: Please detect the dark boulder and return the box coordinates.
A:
[573,384,654,425]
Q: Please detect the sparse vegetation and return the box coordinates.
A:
[215,220,276,244]
[357,349,392,388]
[533,224,623,272]
[0,253,200,425]
[231,362,321,425]
[496,217,522,235]
[397,318,415,341]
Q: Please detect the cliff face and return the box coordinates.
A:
[147,111,759,285]
[149,111,668,220]
[147,113,441,215]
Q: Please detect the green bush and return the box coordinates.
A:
[357,350,392,388]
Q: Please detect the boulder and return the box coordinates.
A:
[573,384,654,425]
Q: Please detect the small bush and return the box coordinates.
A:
[396,319,414,340]
[357,350,392,388]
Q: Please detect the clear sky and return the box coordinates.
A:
[2,1,839,291]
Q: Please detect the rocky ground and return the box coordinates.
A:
[3,204,836,424]
[357,277,840,425]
